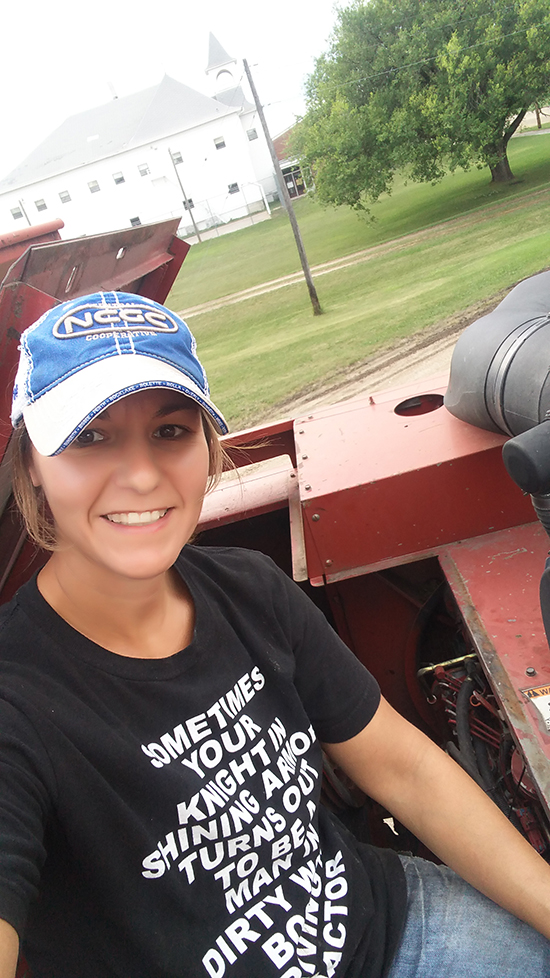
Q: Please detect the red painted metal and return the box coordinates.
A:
[0,218,188,302]
[324,569,440,735]
[440,523,550,817]
[294,379,533,584]
[0,220,63,286]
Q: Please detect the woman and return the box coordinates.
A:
[1,290,550,978]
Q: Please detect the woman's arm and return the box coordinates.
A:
[0,918,18,978]
[323,695,550,941]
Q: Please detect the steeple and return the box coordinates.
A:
[205,33,238,94]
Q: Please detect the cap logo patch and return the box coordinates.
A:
[52,304,179,338]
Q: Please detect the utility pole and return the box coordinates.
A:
[243,59,322,316]
[169,148,202,243]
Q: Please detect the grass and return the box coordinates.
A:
[169,136,550,309]
[520,122,550,133]
[167,135,550,429]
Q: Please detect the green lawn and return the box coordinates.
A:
[169,135,550,310]
[167,136,550,430]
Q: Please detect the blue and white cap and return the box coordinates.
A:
[11,291,228,456]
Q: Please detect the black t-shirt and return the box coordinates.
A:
[0,546,406,978]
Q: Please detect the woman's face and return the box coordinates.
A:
[29,389,211,584]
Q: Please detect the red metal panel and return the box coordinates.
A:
[1,219,187,304]
[440,523,550,817]
[0,220,63,286]
[138,235,189,303]
[295,380,534,583]
[325,571,438,735]
[224,417,297,469]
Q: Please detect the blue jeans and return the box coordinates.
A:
[385,856,550,978]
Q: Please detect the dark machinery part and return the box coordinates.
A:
[420,654,550,857]
[446,271,550,650]
[500,421,550,650]
[445,270,550,436]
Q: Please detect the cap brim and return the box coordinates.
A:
[24,354,228,455]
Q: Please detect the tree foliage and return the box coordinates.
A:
[295,0,550,208]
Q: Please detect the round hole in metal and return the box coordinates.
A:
[394,393,444,417]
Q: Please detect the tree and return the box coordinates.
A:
[295,0,550,209]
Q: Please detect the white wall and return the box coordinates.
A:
[0,109,276,238]
[237,108,279,198]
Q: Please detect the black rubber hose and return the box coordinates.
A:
[474,735,495,790]
[446,741,486,789]
[455,676,481,777]
[473,736,513,816]
[532,494,550,540]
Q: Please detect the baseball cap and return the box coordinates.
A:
[11,291,228,456]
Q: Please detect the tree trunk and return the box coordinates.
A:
[489,153,514,182]
[486,110,528,183]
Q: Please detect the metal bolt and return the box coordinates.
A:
[325,559,333,566]
[526,666,537,677]
[302,454,308,460]
[305,484,312,491]
[298,429,305,434]
[312,513,320,522]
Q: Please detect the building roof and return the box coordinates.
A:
[0,75,236,194]
[206,33,235,72]
[215,86,255,113]
[273,126,296,163]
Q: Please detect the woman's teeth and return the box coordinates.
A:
[105,510,168,525]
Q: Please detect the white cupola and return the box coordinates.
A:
[205,33,238,95]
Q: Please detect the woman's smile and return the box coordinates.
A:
[103,509,170,526]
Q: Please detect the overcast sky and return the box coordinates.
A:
[1,0,342,180]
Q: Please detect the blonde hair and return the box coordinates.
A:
[11,410,230,552]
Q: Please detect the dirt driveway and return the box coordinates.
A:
[268,292,506,420]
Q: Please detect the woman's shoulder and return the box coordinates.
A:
[178,544,280,577]
[177,544,294,610]
[0,580,34,645]
[0,576,59,671]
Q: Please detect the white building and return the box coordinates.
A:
[0,36,278,239]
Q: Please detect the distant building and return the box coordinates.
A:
[0,36,278,239]
[273,127,309,199]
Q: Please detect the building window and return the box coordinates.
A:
[171,151,183,164]
[59,191,71,203]
[35,199,47,212]
[184,198,194,210]
[11,207,23,220]
[88,180,100,193]
[247,129,258,141]
[129,216,141,227]
[228,183,239,194]
[113,172,125,185]
[214,137,226,150]
[138,163,150,176]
